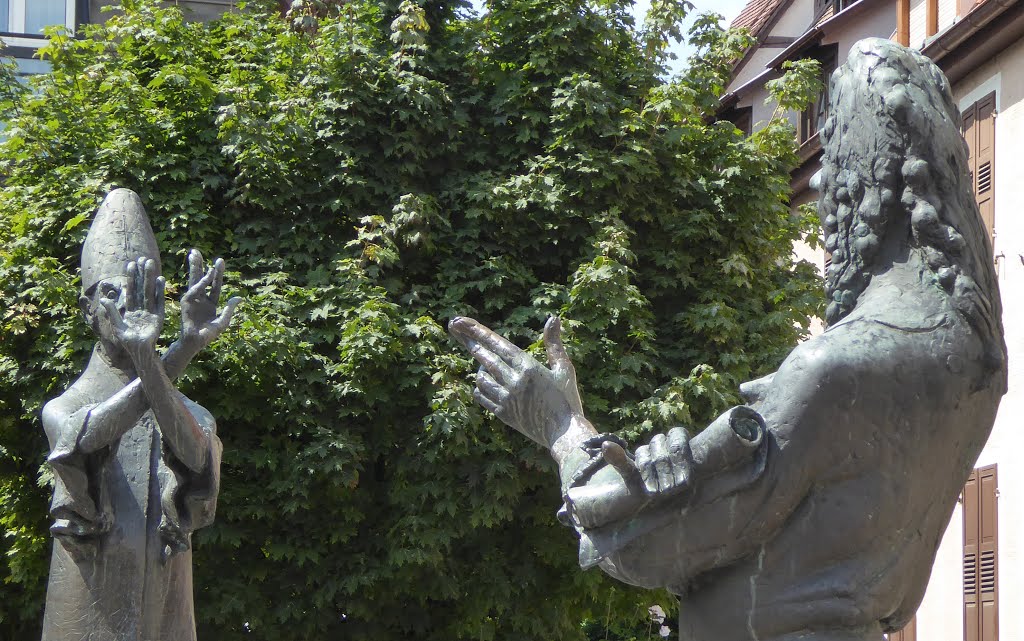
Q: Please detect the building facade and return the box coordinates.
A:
[722,1,1024,640]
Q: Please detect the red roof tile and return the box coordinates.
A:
[731,0,790,37]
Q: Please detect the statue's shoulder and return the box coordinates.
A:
[41,356,120,423]
[777,314,935,386]
[41,379,93,430]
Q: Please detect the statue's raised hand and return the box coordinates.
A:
[450,316,585,448]
[179,249,242,354]
[98,257,165,356]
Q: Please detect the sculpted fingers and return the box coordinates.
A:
[635,429,691,496]
[476,368,509,406]
[650,433,675,495]
[155,276,166,320]
[135,258,149,310]
[468,340,515,383]
[473,388,500,415]
[450,317,523,365]
[543,316,570,372]
[634,444,658,494]
[602,441,639,481]
[210,258,225,303]
[125,260,138,310]
[667,427,691,490]
[184,262,217,302]
[142,258,159,313]
[98,298,127,334]
[215,296,242,329]
[188,249,205,289]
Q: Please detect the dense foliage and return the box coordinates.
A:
[0,1,822,638]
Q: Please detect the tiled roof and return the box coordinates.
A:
[731,0,790,37]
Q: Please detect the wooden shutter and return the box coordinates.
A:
[963,465,998,641]
[962,93,996,241]
[889,615,917,640]
[897,0,910,45]
[975,94,996,240]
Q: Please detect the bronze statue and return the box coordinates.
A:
[450,39,1006,641]
[41,189,241,641]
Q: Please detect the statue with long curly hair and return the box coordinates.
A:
[450,39,1006,641]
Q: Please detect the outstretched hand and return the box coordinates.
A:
[98,257,165,357]
[179,249,242,353]
[449,316,691,496]
[449,316,585,448]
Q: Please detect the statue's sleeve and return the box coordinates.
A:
[559,417,781,589]
[41,396,112,538]
[158,394,223,555]
[572,432,789,591]
[563,344,833,591]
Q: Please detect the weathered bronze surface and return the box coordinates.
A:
[450,39,1006,641]
[41,189,241,641]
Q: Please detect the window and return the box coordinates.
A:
[0,0,75,37]
[727,106,752,137]
[962,92,996,241]
[814,0,857,18]
[799,45,837,146]
[963,465,998,641]
[26,0,67,34]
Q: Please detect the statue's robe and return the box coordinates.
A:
[568,279,1001,641]
[40,355,221,641]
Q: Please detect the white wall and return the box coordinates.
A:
[939,0,957,32]
[909,0,927,47]
[916,33,1024,641]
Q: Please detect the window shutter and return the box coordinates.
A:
[963,469,979,641]
[962,104,977,195]
[962,93,996,241]
[963,465,998,641]
[975,93,996,240]
[979,466,998,641]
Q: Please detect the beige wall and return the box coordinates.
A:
[730,0,818,90]
[915,33,1024,641]
[827,3,897,65]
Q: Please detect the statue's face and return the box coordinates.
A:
[80,275,129,353]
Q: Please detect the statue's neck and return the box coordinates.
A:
[90,342,135,381]
[833,258,949,331]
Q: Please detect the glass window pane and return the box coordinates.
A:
[16,58,51,76]
[0,0,9,32]
[26,0,66,34]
